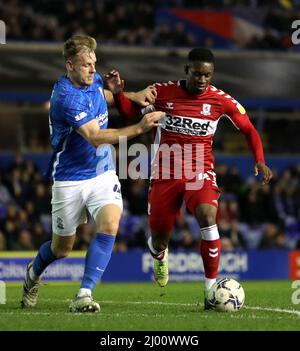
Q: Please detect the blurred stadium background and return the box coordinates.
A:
[0,0,300,283]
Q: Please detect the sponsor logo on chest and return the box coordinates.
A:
[162,114,218,136]
[96,111,108,127]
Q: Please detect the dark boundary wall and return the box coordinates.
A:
[0,45,300,105]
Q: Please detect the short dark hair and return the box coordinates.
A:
[188,48,215,64]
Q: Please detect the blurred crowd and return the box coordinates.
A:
[1,153,300,252]
[1,0,299,49]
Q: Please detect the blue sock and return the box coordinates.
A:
[32,241,57,276]
[81,233,116,291]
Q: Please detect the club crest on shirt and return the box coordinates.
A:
[200,103,211,116]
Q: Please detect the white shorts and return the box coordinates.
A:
[51,170,123,236]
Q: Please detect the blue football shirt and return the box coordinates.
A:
[46,72,115,180]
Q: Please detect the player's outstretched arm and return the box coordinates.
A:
[104,69,156,107]
[222,97,272,185]
[240,124,272,184]
[77,111,164,147]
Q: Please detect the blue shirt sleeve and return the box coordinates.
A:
[62,92,95,129]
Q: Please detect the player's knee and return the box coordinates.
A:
[199,213,216,227]
[196,206,216,227]
[98,220,119,235]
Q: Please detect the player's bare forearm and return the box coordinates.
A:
[90,124,143,146]
[77,112,164,147]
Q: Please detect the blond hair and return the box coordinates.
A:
[63,35,97,61]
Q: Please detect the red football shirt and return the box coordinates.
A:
[114,80,265,181]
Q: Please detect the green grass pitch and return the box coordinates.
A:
[0,281,300,331]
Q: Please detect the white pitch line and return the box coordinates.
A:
[98,300,195,306]
[97,300,300,317]
[243,305,300,317]
[0,312,71,316]
[0,313,291,321]
[3,299,300,318]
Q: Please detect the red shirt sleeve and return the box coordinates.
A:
[113,91,142,119]
[222,96,265,164]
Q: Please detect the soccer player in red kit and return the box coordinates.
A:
[106,48,272,309]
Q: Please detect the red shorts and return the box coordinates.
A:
[148,173,220,233]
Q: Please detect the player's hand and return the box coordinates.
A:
[131,85,157,107]
[139,111,164,133]
[104,69,124,94]
[254,162,273,184]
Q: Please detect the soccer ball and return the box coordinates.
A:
[207,278,245,312]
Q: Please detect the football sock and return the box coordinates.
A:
[204,278,216,292]
[77,288,92,298]
[80,233,116,291]
[147,237,166,261]
[32,241,57,278]
[200,224,221,284]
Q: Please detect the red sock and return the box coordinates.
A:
[200,225,221,279]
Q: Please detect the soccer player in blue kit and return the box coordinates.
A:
[21,35,163,312]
